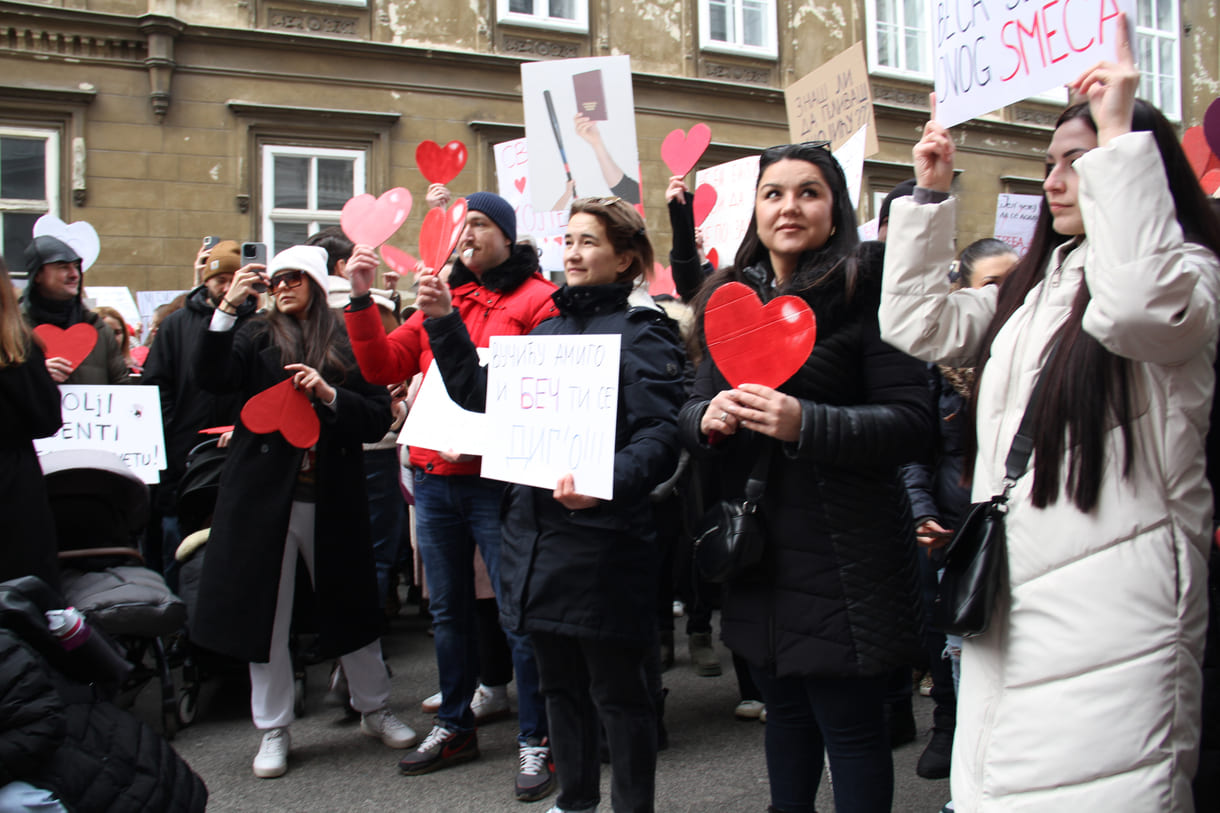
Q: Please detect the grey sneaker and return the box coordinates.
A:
[252,727,290,778]
[360,707,418,749]
[515,737,554,801]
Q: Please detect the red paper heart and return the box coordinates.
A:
[703,282,816,389]
[419,198,468,272]
[661,123,712,177]
[380,245,419,277]
[1202,169,1220,196]
[129,345,149,367]
[649,262,676,297]
[340,188,413,248]
[693,183,718,227]
[514,176,527,194]
[240,379,320,449]
[416,140,468,185]
[706,248,719,270]
[198,425,235,435]
[34,323,97,371]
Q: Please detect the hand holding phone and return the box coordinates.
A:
[241,242,269,291]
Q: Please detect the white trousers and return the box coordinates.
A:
[250,500,390,729]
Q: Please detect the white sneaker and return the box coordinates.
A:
[471,683,511,722]
[734,699,765,720]
[420,690,442,714]
[252,727,290,778]
[672,600,685,617]
[360,707,418,749]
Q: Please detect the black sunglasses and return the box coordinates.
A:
[268,270,306,292]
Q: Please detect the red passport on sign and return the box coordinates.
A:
[573,70,607,121]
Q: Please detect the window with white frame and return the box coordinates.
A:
[1,127,59,276]
[1135,0,1179,120]
[866,0,930,78]
[497,0,588,33]
[699,0,777,59]
[260,145,365,254]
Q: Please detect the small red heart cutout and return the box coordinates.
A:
[419,199,469,273]
[240,379,320,449]
[380,245,419,277]
[341,188,413,248]
[706,248,719,270]
[661,124,712,177]
[416,140,468,185]
[704,282,816,389]
[34,323,98,372]
[514,177,527,194]
[693,183,718,227]
[129,345,149,367]
[1202,169,1220,196]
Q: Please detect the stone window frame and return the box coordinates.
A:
[260,143,367,253]
[698,0,778,60]
[496,0,590,35]
[865,0,931,82]
[1135,0,1180,121]
[0,125,61,269]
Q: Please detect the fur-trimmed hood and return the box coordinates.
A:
[447,244,542,293]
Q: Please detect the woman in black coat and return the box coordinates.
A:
[419,197,686,813]
[191,245,414,780]
[679,143,932,813]
[0,258,63,592]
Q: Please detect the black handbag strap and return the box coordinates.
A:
[1000,339,1062,497]
[743,442,775,506]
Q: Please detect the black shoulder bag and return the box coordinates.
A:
[693,442,774,584]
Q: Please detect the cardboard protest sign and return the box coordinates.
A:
[522,56,641,212]
[993,193,1043,256]
[35,385,166,484]
[493,137,569,275]
[931,0,1135,128]
[785,42,879,156]
[482,334,621,500]
[137,290,188,345]
[400,353,490,457]
[695,155,761,277]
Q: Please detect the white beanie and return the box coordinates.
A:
[267,245,329,293]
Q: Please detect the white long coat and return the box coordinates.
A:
[879,131,1220,812]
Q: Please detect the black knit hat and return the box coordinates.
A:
[465,192,517,244]
[24,235,82,276]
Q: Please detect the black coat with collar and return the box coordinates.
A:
[679,251,932,678]
[189,316,390,663]
[426,283,687,644]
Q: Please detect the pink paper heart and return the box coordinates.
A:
[419,198,469,272]
[693,183,718,227]
[340,188,413,248]
[416,140,468,186]
[661,124,712,177]
[514,176,527,194]
[649,263,676,297]
[34,323,98,371]
[129,345,149,367]
[704,282,816,389]
[380,245,419,277]
[240,379,320,449]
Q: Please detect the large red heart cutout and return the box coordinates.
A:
[693,183,718,227]
[240,379,320,449]
[704,282,816,389]
[34,323,97,371]
[380,245,419,277]
[1183,127,1219,180]
[661,124,712,177]
[416,140,468,186]
[341,188,413,248]
[419,198,468,272]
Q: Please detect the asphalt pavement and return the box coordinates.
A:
[149,610,952,812]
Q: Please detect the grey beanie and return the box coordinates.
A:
[465,192,517,244]
[24,235,82,276]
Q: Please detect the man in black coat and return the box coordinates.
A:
[142,240,258,586]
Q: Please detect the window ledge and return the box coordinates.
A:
[496,15,589,35]
[227,100,399,128]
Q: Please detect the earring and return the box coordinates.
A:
[830,225,837,237]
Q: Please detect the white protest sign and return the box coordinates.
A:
[35,385,166,484]
[482,334,620,500]
[858,217,880,243]
[784,42,880,156]
[493,137,569,275]
[993,193,1043,256]
[695,155,760,272]
[137,290,188,344]
[834,126,868,210]
[932,0,1134,128]
[84,286,140,332]
[400,352,490,457]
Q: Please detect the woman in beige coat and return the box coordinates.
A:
[879,26,1220,812]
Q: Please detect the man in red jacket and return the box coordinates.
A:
[344,192,557,801]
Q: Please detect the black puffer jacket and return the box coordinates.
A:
[0,577,207,813]
[679,256,932,678]
[427,283,686,644]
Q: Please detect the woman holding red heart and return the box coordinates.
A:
[192,245,417,780]
[680,141,934,813]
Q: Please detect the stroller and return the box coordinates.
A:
[40,448,189,736]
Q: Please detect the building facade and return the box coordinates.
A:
[1,0,1215,293]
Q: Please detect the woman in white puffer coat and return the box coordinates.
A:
[879,23,1220,813]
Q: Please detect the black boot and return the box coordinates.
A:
[917,726,954,779]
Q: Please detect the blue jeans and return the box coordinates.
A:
[0,782,67,813]
[413,470,545,742]
[364,448,406,608]
[749,666,892,813]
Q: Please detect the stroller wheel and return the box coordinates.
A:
[177,687,199,726]
[294,673,307,718]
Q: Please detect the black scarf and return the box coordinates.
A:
[22,285,87,329]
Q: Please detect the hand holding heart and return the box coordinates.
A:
[701,384,800,443]
[346,244,380,297]
[416,274,453,320]
[285,363,335,405]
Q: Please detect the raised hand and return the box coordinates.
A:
[913,94,956,193]
[1069,11,1138,147]
[346,244,379,297]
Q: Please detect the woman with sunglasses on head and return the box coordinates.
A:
[418,197,686,813]
[191,246,416,780]
[880,19,1220,810]
[678,140,933,812]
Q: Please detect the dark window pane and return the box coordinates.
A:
[510,0,532,12]
[709,0,729,41]
[274,156,309,209]
[3,212,41,276]
[317,159,354,211]
[1,137,47,201]
[272,222,310,254]
[549,0,575,19]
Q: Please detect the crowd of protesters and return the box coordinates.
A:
[3,28,1220,813]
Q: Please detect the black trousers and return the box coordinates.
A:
[531,632,656,813]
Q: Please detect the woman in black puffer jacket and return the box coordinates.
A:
[679,142,932,813]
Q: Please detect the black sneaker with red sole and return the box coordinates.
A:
[398,724,480,775]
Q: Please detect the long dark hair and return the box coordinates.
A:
[260,277,352,383]
[965,99,1220,512]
